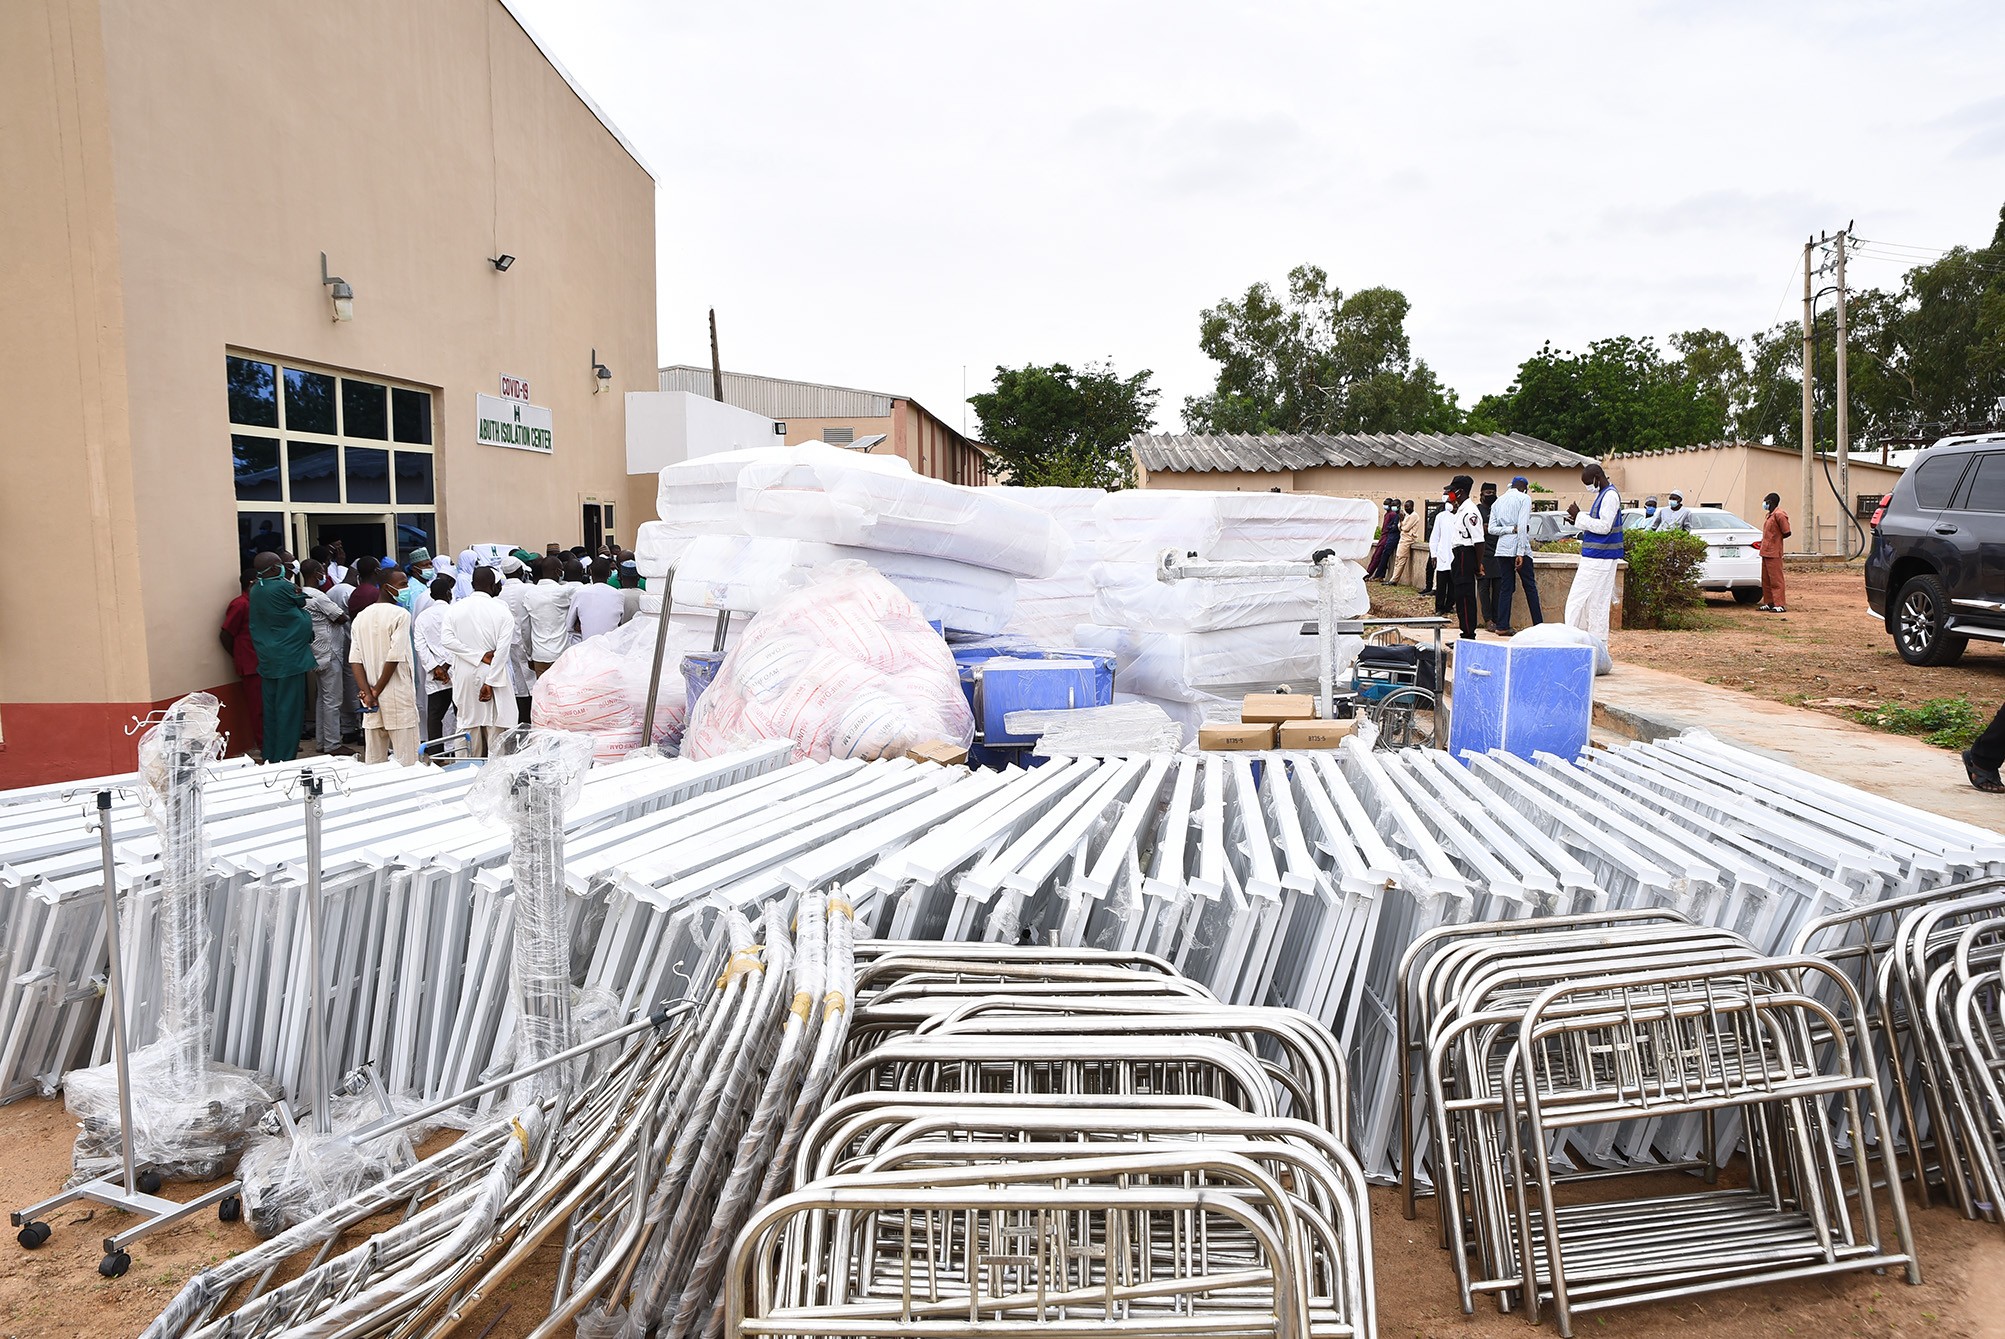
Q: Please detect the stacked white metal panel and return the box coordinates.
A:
[5,731,1997,1193]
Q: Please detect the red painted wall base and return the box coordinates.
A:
[0,681,259,789]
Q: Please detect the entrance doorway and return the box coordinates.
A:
[582,500,617,553]
[299,514,394,565]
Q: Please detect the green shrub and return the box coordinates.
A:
[1621,528,1708,629]
[1854,696,1984,750]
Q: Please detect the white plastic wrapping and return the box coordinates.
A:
[1075,621,1360,702]
[634,520,697,578]
[66,692,276,1183]
[738,450,1065,578]
[671,536,1018,634]
[467,728,597,1103]
[1093,558,1367,632]
[1095,490,1380,563]
[531,615,714,757]
[1510,619,1614,675]
[235,1093,442,1238]
[682,563,974,763]
[1005,702,1186,757]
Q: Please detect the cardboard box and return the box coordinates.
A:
[1277,718,1356,750]
[906,739,969,766]
[1241,692,1316,724]
[1199,722,1276,752]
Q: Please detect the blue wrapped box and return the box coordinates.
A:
[1445,639,1594,762]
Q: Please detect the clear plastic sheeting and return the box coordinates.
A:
[468,727,597,1103]
[1094,489,1381,564]
[532,616,714,758]
[1443,638,1595,761]
[682,563,974,763]
[1094,558,1366,632]
[1509,618,1613,674]
[234,1092,440,1238]
[1075,620,1360,701]
[65,692,277,1183]
[671,534,1019,634]
[1006,701,1186,757]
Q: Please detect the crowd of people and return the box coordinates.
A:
[220,539,645,766]
[1361,464,1709,646]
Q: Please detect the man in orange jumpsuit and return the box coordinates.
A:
[1758,492,1791,612]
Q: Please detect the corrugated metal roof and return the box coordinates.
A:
[658,366,897,419]
[1132,431,1593,473]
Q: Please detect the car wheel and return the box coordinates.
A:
[1731,588,1761,605]
[1894,575,1967,666]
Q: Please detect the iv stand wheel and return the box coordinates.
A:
[219,1195,242,1223]
[15,1221,50,1249]
[98,1249,131,1278]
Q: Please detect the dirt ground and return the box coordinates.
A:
[1,1089,2001,1338]
[1372,561,2005,747]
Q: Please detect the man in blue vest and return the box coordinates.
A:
[1563,462,1624,643]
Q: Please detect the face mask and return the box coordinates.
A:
[395,585,417,609]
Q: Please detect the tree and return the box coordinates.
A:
[1182,264,1463,435]
[1476,335,1727,456]
[968,360,1159,490]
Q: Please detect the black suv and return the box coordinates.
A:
[1866,433,2005,664]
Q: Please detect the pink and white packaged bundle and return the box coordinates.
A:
[530,615,713,758]
[682,563,973,763]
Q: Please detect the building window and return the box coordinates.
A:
[229,353,437,572]
[823,426,855,445]
[1854,493,1881,519]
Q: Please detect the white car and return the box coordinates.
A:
[1624,508,1762,602]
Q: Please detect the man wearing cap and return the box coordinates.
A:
[349,568,420,766]
[1564,462,1624,642]
[497,554,537,722]
[1446,475,1485,641]
[1487,475,1543,634]
[1651,491,1693,531]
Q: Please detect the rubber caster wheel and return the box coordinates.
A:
[218,1195,241,1223]
[99,1250,131,1278]
[16,1222,50,1249]
[137,1171,163,1195]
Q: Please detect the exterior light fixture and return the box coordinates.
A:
[490,254,515,272]
[320,252,354,322]
[591,348,612,393]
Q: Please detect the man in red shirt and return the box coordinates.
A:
[1758,492,1791,612]
[345,556,382,619]
[219,572,262,747]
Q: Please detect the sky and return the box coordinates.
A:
[511,0,2005,434]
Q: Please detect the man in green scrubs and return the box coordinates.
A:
[247,551,317,762]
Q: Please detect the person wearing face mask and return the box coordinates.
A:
[1758,492,1791,612]
[1564,462,1624,643]
[403,550,437,618]
[1427,493,1456,614]
[246,551,317,762]
[299,560,353,756]
[1651,491,1693,531]
[350,568,420,765]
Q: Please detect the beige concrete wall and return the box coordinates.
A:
[88,0,656,703]
[1607,447,1905,552]
[0,0,152,708]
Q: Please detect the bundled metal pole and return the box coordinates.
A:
[301,772,332,1135]
[467,728,597,1105]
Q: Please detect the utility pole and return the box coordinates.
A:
[1834,225,1851,557]
[1801,238,1817,556]
[708,308,724,402]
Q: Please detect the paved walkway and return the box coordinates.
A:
[1592,661,2003,829]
